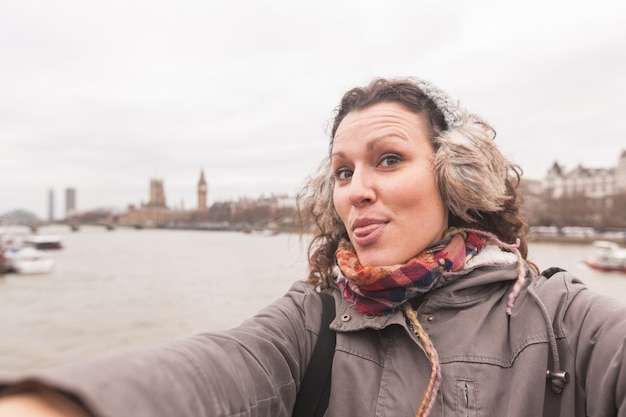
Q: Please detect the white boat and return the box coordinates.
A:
[584,241,626,273]
[4,246,56,274]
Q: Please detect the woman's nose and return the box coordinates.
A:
[347,168,376,206]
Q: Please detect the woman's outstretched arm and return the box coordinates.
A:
[0,384,91,417]
[0,281,321,417]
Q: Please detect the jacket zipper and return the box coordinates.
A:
[415,294,429,318]
[406,295,429,342]
[464,382,470,417]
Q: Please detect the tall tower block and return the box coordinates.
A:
[48,188,55,222]
[65,188,76,216]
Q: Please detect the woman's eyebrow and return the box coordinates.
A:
[366,134,408,151]
[331,134,407,159]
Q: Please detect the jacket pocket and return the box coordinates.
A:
[456,378,477,417]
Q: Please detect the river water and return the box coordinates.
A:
[1,225,625,374]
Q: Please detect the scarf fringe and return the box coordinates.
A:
[401,302,442,417]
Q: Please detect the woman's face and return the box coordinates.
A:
[332,102,448,267]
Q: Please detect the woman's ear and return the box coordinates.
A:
[433,114,510,222]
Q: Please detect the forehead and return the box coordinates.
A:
[333,102,432,147]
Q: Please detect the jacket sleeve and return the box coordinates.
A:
[0,281,324,417]
[559,275,626,417]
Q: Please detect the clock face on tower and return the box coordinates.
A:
[199,185,206,193]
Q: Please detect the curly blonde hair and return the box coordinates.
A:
[297,78,534,288]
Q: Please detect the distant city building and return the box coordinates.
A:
[118,177,191,226]
[65,188,76,217]
[534,150,626,227]
[276,195,297,209]
[198,170,208,211]
[618,150,626,191]
[544,150,626,199]
[148,179,167,208]
[115,171,298,229]
[48,188,54,222]
[519,178,543,225]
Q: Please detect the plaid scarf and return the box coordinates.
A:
[336,229,485,316]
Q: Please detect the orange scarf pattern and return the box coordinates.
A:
[336,229,485,316]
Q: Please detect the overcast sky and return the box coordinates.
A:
[1,0,625,220]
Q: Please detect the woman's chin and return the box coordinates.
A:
[355,250,399,268]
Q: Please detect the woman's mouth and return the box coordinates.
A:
[352,220,387,246]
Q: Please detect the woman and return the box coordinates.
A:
[2,77,626,416]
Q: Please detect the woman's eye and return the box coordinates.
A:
[379,154,402,167]
[335,167,353,181]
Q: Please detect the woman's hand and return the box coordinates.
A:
[0,390,90,417]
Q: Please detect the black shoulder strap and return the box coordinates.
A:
[292,291,336,417]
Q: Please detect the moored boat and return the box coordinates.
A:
[0,247,7,274]
[24,234,63,250]
[584,241,626,273]
[4,246,56,274]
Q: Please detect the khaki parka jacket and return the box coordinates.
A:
[4,246,626,417]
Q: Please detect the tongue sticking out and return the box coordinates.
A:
[353,223,386,246]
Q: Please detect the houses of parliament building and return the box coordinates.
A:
[117,170,210,227]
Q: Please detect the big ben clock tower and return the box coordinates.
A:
[197,170,207,211]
